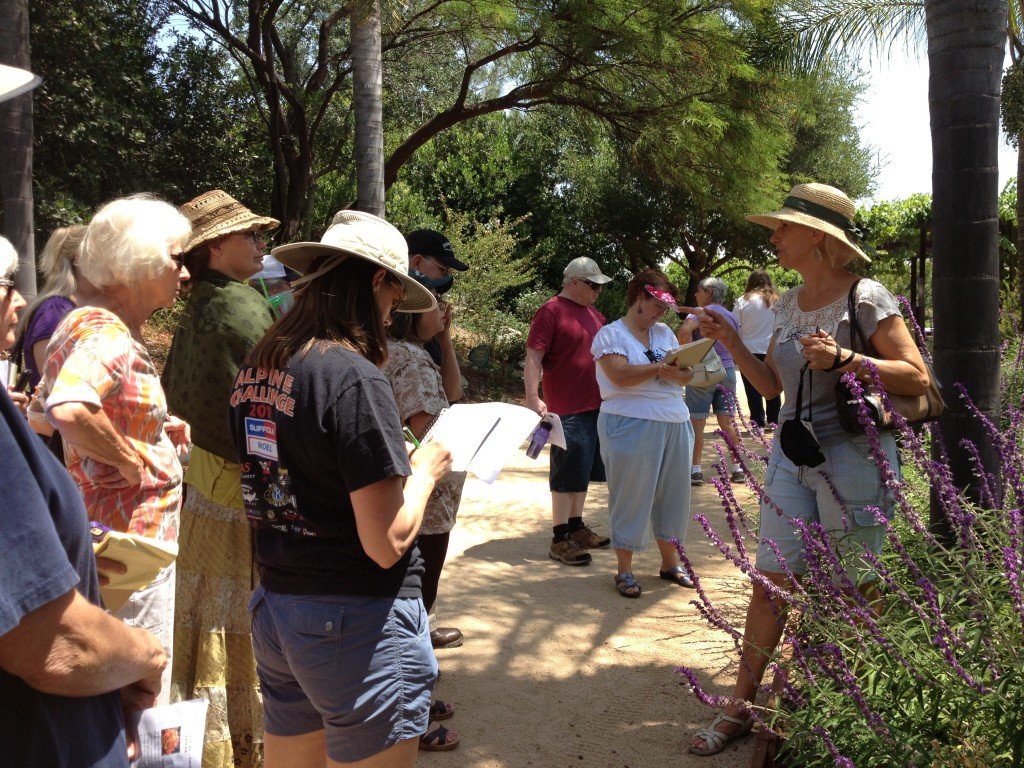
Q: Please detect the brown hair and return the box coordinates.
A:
[743,269,778,306]
[625,268,677,307]
[387,306,431,345]
[248,256,389,370]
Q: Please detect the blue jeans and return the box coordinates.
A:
[756,434,899,582]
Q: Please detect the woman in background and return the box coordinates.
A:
[677,276,744,486]
[17,225,95,389]
[733,270,781,429]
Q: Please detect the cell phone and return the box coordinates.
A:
[11,367,30,394]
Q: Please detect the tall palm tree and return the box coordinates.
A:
[0,0,36,296]
[780,0,1006,525]
[351,0,384,218]
[926,0,1006,532]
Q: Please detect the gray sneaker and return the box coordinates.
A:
[730,469,745,484]
[690,471,704,487]
[549,538,593,565]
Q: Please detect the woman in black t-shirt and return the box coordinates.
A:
[230,212,453,767]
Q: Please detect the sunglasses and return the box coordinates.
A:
[0,278,12,289]
[244,231,264,245]
[643,348,664,363]
[424,255,453,276]
[579,278,602,291]
[169,252,186,269]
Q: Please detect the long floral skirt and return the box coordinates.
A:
[171,487,263,768]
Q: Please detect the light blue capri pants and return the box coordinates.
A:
[597,413,695,550]
[756,432,900,582]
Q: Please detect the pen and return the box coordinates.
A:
[402,426,421,448]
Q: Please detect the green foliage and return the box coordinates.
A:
[1002,63,1024,149]
[440,208,536,364]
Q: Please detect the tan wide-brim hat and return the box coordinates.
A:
[0,64,40,103]
[746,182,873,263]
[179,190,280,254]
[273,210,435,312]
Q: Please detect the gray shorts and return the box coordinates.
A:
[685,367,738,419]
[249,586,436,762]
[756,433,899,582]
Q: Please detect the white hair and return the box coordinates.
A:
[79,195,191,289]
[0,236,17,280]
[698,276,728,305]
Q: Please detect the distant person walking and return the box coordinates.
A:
[525,257,612,566]
[733,270,781,429]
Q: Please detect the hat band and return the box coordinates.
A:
[782,196,874,255]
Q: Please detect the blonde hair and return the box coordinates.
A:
[819,233,858,269]
[17,225,87,336]
[79,194,191,289]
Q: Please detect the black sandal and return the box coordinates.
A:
[429,700,454,721]
[660,565,695,588]
[420,722,460,751]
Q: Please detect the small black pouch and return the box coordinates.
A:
[779,362,825,468]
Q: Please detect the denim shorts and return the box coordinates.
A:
[248,586,436,762]
[550,409,606,493]
[756,433,900,582]
[685,367,738,419]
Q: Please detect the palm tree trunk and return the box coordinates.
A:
[0,0,35,297]
[926,0,1006,536]
[351,0,384,218]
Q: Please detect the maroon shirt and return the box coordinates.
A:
[526,295,605,416]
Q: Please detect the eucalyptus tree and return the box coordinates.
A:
[351,0,383,216]
[164,0,811,237]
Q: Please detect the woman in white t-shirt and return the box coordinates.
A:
[733,270,781,429]
[591,268,695,598]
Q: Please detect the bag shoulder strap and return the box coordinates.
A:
[846,279,876,356]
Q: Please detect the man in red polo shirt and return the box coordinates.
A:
[524,257,612,565]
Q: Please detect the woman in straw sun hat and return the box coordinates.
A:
[161,190,280,767]
[687,182,930,756]
[229,211,452,767]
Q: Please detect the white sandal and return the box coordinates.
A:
[688,711,754,756]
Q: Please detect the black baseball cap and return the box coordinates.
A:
[405,229,469,272]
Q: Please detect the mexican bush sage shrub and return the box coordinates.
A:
[677,310,1024,767]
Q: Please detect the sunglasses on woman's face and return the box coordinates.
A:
[644,348,665,363]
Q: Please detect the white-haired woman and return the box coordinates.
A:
[688,183,929,756]
[677,276,744,485]
[16,225,96,390]
[31,194,192,705]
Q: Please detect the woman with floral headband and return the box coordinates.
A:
[590,268,696,598]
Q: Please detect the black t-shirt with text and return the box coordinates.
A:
[229,345,423,597]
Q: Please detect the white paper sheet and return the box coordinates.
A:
[423,402,543,483]
[130,698,208,767]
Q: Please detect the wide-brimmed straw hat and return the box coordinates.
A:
[746,183,874,263]
[273,211,435,312]
[0,64,41,103]
[179,190,280,254]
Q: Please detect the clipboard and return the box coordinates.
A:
[662,337,715,368]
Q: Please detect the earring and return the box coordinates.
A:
[815,250,823,262]
[637,306,643,316]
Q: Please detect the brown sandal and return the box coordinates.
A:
[420,722,460,751]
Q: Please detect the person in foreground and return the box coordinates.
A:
[162,189,279,767]
[31,195,192,705]
[688,183,929,755]
[524,257,613,566]
[0,230,167,766]
[591,269,695,598]
[230,211,452,768]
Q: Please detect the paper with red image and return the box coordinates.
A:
[129,698,208,767]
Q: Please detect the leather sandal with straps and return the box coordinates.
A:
[688,711,754,756]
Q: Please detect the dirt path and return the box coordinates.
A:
[426,430,766,768]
